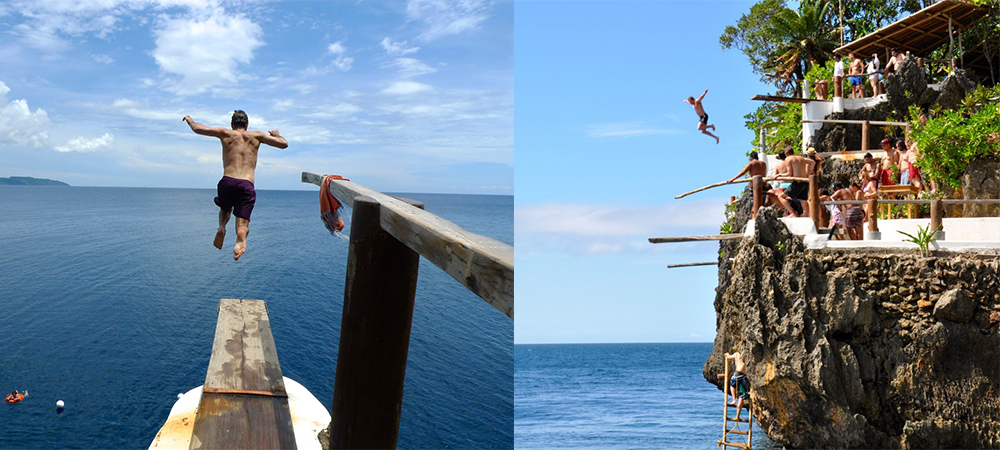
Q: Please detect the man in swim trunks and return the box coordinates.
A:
[684,89,719,144]
[725,348,750,421]
[772,147,815,212]
[183,110,288,261]
[879,138,898,186]
[848,53,865,98]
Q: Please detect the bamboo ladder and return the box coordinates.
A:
[718,357,753,450]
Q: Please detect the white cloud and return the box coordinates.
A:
[383,57,436,78]
[586,122,680,138]
[380,37,419,56]
[0,81,52,149]
[151,9,264,95]
[406,0,490,41]
[382,81,432,95]
[516,200,728,255]
[326,41,353,71]
[93,54,114,64]
[55,132,115,153]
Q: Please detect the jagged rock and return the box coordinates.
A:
[961,158,1000,217]
[705,215,1000,448]
[935,69,978,111]
[884,56,929,114]
[933,288,975,323]
[809,102,895,152]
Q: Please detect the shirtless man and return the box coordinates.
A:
[726,348,749,421]
[859,152,879,187]
[772,148,815,214]
[183,110,288,261]
[900,140,923,191]
[730,152,798,217]
[879,138,898,186]
[684,89,719,144]
[848,53,865,98]
[884,48,901,74]
[897,140,913,187]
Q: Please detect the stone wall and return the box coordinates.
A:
[705,209,1000,448]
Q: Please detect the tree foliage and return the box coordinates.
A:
[909,86,1000,188]
[768,0,838,81]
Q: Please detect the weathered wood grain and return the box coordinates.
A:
[189,299,295,450]
[302,171,513,319]
[649,234,746,244]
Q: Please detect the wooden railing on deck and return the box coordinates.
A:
[301,171,513,449]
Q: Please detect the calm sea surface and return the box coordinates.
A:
[515,343,779,449]
[0,186,512,449]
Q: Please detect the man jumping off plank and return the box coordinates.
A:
[183,110,288,261]
[684,89,719,144]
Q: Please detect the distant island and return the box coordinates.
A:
[0,176,69,186]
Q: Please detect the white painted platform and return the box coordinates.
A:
[745,217,1000,252]
[149,377,331,450]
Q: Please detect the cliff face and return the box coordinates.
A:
[705,209,1000,449]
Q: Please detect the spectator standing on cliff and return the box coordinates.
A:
[806,147,822,176]
[879,138,898,186]
[849,53,865,98]
[859,152,879,188]
[845,182,866,240]
[832,54,845,98]
[867,54,882,96]
[726,348,750,421]
[730,152,799,217]
[772,148,815,215]
[901,140,924,192]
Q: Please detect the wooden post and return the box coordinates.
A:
[809,174,820,230]
[752,176,763,219]
[330,195,423,450]
[930,198,943,236]
[868,199,879,232]
[861,120,869,152]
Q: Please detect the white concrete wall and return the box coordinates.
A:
[876,218,1000,242]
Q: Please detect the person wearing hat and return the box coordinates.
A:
[806,147,822,175]
[879,138,898,185]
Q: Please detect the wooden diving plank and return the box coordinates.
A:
[649,234,745,244]
[667,262,718,269]
[302,171,513,319]
[189,299,296,450]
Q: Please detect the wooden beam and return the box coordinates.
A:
[302,171,513,319]
[667,262,718,268]
[649,234,745,244]
[330,196,420,450]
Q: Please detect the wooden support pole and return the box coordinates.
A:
[809,174,820,230]
[330,195,422,450]
[752,176,763,219]
[868,199,879,233]
[861,121,870,152]
[930,198,943,235]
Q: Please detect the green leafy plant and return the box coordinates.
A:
[721,200,740,234]
[776,240,786,252]
[908,86,1000,189]
[897,224,942,257]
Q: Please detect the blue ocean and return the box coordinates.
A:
[515,343,779,449]
[0,186,512,449]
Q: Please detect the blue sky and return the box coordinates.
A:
[515,1,776,343]
[0,0,512,193]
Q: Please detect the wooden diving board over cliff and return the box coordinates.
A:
[189,299,296,450]
[649,234,746,244]
[302,171,513,319]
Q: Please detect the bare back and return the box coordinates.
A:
[219,129,265,183]
[747,160,766,178]
[183,115,287,184]
[786,155,813,178]
[727,351,746,373]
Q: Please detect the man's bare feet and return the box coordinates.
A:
[715,136,720,144]
[214,228,226,249]
[234,240,246,261]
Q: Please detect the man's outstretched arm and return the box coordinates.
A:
[696,89,708,102]
[258,129,288,149]
[183,116,228,138]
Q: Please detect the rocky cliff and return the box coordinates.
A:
[704,209,1000,449]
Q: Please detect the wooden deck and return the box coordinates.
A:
[189,299,296,450]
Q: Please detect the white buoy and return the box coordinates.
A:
[56,400,65,408]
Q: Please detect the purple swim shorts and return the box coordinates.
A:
[214,176,256,220]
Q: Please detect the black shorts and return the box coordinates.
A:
[786,181,809,200]
[699,113,709,125]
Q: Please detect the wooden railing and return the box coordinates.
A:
[301,171,513,449]
[801,119,908,152]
